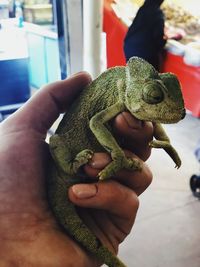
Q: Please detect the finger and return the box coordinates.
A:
[78,208,130,250]
[116,162,152,196]
[113,112,154,160]
[68,180,139,222]
[84,152,152,196]
[3,72,92,134]
[77,208,120,253]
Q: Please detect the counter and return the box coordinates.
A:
[0,19,61,118]
[24,22,61,88]
[0,21,29,111]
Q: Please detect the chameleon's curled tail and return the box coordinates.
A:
[48,180,127,267]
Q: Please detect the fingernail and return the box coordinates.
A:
[88,153,111,169]
[72,184,98,199]
[70,71,92,80]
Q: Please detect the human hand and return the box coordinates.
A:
[0,72,153,267]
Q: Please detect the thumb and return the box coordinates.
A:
[2,72,91,135]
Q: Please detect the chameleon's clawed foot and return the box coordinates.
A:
[174,158,181,169]
[73,149,94,172]
[98,167,115,180]
[98,157,142,180]
[149,140,157,148]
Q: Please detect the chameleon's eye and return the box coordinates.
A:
[142,82,164,104]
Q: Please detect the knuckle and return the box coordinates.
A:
[129,191,140,211]
[122,190,140,217]
[142,163,153,188]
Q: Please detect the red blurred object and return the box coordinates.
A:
[164,26,186,41]
[103,0,127,68]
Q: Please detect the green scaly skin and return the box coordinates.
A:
[48,57,185,267]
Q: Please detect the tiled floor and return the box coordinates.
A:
[118,113,200,267]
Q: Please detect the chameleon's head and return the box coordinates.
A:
[124,57,185,124]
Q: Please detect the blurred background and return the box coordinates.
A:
[1,0,200,118]
[0,1,200,266]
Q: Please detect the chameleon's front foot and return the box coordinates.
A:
[73,149,94,171]
[98,157,142,180]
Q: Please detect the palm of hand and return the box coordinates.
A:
[0,121,100,266]
[0,123,134,267]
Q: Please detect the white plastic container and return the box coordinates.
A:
[184,42,200,67]
[165,39,185,56]
[0,0,9,19]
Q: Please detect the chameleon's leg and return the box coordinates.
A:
[90,102,142,180]
[49,134,93,175]
[150,122,181,168]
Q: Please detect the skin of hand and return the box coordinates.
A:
[0,72,153,267]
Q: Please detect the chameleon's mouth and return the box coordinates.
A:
[156,109,186,124]
[181,109,186,119]
[133,108,186,124]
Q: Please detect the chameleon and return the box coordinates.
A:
[48,57,185,267]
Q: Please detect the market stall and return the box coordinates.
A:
[161,1,200,117]
[103,0,200,117]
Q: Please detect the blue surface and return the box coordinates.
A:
[0,58,30,106]
[45,37,60,83]
[26,31,61,88]
[27,33,47,88]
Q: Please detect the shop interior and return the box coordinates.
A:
[0,0,200,266]
[1,0,200,116]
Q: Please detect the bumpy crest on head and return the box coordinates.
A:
[126,57,159,81]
